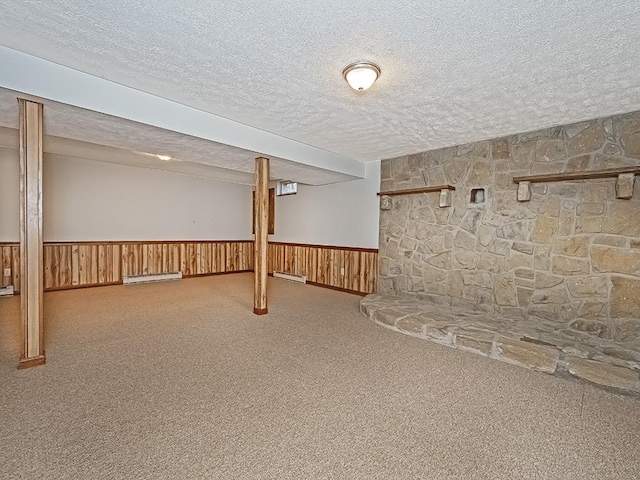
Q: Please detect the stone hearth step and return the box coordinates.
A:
[360,294,640,397]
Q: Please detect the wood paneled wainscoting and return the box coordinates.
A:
[1,241,254,293]
[268,242,377,295]
[2,241,377,295]
[1,244,20,292]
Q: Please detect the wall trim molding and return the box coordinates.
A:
[269,241,378,253]
[1,240,377,251]
[306,281,369,297]
[182,269,254,279]
[7,271,369,297]
[1,240,252,246]
[44,281,123,292]
[9,270,258,294]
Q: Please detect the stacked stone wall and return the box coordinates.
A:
[379,111,640,345]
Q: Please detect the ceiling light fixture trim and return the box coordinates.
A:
[342,62,381,91]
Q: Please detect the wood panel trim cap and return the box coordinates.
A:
[268,241,378,254]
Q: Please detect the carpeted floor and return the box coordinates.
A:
[0,273,639,479]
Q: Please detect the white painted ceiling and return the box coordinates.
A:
[0,88,356,185]
[0,0,639,171]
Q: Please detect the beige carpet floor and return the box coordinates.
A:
[0,273,639,479]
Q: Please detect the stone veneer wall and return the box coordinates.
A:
[379,110,640,344]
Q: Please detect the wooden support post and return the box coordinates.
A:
[253,156,269,315]
[517,181,532,202]
[616,173,635,199]
[18,99,45,369]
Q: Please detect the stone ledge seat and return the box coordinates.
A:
[360,294,640,397]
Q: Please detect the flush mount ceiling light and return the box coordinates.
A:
[342,62,381,91]
[157,155,172,161]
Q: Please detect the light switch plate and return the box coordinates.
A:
[3,268,10,277]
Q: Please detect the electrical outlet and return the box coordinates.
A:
[3,268,10,277]
[340,267,345,276]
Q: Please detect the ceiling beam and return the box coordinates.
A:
[0,127,256,185]
[0,46,365,179]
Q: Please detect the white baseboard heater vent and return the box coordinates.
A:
[273,272,306,284]
[123,272,182,285]
[0,285,14,297]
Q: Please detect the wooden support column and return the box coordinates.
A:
[253,156,269,315]
[18,99,45,368]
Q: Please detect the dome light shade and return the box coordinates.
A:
[342,62,381,91]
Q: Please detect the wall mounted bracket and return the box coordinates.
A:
[513,167,640,202]
[377,185,456,208]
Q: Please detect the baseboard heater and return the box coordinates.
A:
[123,272,182,285]
[0,285,14,297]
[273,272,306,284]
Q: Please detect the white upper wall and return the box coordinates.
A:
[1,148,380,248]
[271,161,380,249]
[0,147,253,242]
[0,147,19,241]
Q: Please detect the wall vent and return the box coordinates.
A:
[470,188,485,204]
[273,272,306,284]
[276,181,297,196]
[123,272,182,285]
[0,285,14,297]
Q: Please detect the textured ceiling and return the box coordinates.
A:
[0,0,638,163]
[0,88,356,185]
[0,127,255,185]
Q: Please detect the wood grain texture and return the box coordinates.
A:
[268,241,378,253]
[1,241,253,292]
[18,99,45,365]
[378,185,455,196]
[1,241,376,295]
[17,355,46,369]
[252,188,275,235]
[268,243,377,295]
[1,245,19,287]
[513,166,640,184]
[254,157,269,315]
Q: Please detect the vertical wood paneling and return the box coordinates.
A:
[268,242,378,295]
[12,246,20,291]
[113,244,121,282]
[2,246,13,286]
[188,243,197,276]
[1,241,256,292]
[1,241,375,295]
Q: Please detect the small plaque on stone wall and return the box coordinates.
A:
[438,189,452,208]
[616,173,635,199]
[380,195,392,210]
